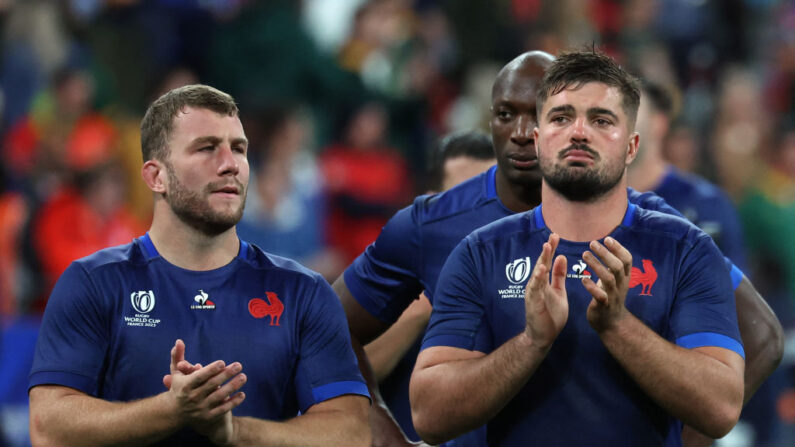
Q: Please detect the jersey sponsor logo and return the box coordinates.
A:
[567,259,592,279]
[191,289,216,310]
[248,292,284,326]
[126,290,161,328]
[505,257,532,284]
[629,259,657,296]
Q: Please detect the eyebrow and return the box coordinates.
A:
[545,105,620,122]
[190,136,249,147]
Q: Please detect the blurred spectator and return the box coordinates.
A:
[629,80,748,270]
[320,101,411,263]
[710,67,770,198]
[0,166,29,316]
[236,105,344,281]
[739,119,795,321]
[30,144,144,312]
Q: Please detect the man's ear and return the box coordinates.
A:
[626,132,640,165]
[142,159,167,193]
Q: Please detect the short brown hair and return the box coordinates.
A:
[140,84,239,161]
[536,49,641,128]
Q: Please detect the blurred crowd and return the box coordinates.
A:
[0,0,793,446]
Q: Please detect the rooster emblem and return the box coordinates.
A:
[629,259,657,296]
[248,292,285,326]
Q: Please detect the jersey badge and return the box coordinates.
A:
[248,292,284,326]
[499,257,532,299]
[629,259,658,296]
[125,290,162,328]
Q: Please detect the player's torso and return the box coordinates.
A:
[471,215,682,446]
[99,259,303,421]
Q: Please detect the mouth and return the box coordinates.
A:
[507,154,538,170]
[560,145,597,164]
[211,184,242,198]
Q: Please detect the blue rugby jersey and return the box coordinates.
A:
[422,204,744,447]
[654,167,748,272]
[30,234,369,445]
[344,165,744,444]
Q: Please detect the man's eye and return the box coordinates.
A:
[497,111,513,120]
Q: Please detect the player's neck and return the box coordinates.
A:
[148,204,241,271]
[540,181,629,242]
[495,171,542,213]
[626,146,668,192]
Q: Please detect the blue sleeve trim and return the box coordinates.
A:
[421,334,474,352]
[342,268,391,324]
[311,380,370,404]
[676,332,745,359]
[28,371,96,395]
[729,262,744,291]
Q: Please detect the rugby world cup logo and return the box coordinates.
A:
[506,257,532,284]
[131,290,156,314]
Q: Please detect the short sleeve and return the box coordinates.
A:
[422,238,489,353]
[670,235,745,358]
[343,204,424,324]
[29,262,111,395]
[294,277,370,412]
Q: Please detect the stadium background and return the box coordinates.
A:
[0,0,793,445]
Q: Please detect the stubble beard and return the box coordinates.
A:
[539,143,625,203]
[164,164,246,236]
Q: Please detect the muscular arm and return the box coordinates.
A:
[365,293,432,382]
[332,276,419,446]
[584,238,744,439]
[29,385,181,447]
[681,275,784,446]
[410,335,546,444]
[30,346,245,447]
[228,395,370,447]
[410,235,568,445]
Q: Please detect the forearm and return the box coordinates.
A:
[352,336,414,446]
[364,309,428,382]
[410,333,548,444]
[228,397,370,447]
[735,277,784,403]
[30,388,180,447]
[598,314,744,438]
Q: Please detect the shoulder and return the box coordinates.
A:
[72,240,144,275]
[631,206,712,246]
[465,210,535,246]
[242,242,326,286]
[665,169,733,205]
[413,169,496,224]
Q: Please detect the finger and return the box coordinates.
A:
[170,339,185,375]
[192,362,243,399]
[550,254,567,291]
[582,277,607,303]
[589,241,625,281]
[183,360,228,392]
[582,250,612,289]
[604,237,633,277]
[207,391,247,419]
[536,240,553,273]
[163,374,172,390]
[205,372,248,408]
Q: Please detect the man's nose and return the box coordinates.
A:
[570,117,589,143]
[217,145,240,175]
[510,115,535,146]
